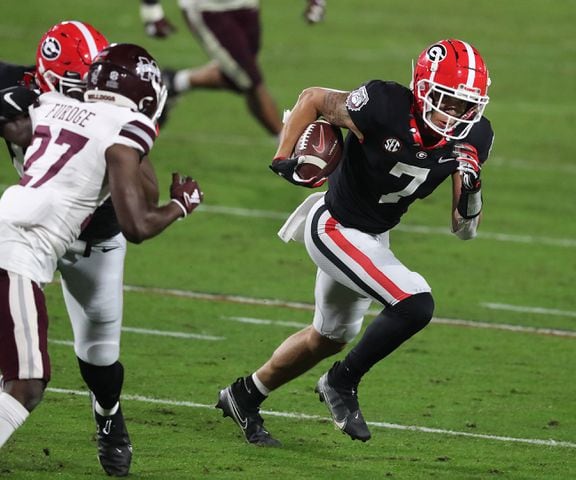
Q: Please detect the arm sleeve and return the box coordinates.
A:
[0,62,34,90]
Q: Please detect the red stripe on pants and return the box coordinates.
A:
[325,217,410,303]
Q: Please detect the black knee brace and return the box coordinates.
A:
[389,291,435,332]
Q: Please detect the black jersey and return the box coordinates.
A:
[325,80,494,234]
[0,61,34,90]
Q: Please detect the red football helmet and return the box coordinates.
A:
[84,43,167,123]
[411,39,490,140]
[35,21,109,98]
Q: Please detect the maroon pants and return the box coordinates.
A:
[182,7,263,91]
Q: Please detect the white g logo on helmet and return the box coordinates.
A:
[41,37,61,60]
[426,44,447,62]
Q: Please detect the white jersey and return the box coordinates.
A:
[0,91,156,284]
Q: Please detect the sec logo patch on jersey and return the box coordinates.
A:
[383,137,401,153]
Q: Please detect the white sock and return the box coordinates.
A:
[173,70,192,93]
[0,392,29,448]
[251,373,271,396]
[94,400,119,417]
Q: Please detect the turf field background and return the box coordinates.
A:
[0,1,575,478]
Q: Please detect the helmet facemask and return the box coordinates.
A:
[37,61,86,99]
[417,80,489,140]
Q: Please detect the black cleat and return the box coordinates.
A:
[92,396,133,476]
[216,380,281,447]
[315,369,371,442]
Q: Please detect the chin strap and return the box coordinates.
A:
[409,110,448,150]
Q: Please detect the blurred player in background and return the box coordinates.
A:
[139,0,326,136]
[0,26,203,476]
[217,39,493,446]
[303,0,327,23]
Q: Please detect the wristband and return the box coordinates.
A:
[457,189,482,219]
[170,198,187,218]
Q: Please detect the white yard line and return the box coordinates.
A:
[46,387,576,449]
[481,302,576,318]
[197,204,576,248]
[0,189,572,247]
[223,315,576,339]
[121,326,223,341]
[48,326,224,347]
[122,285,576,339]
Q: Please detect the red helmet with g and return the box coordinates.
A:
[84,43,167,124]
[411,39,490,140]
[35,21,109,98]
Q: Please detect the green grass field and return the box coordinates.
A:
[1,1,575,478]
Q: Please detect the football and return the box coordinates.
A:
[293,120,344,180]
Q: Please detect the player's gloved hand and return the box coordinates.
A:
[303,0,327,24]
[140,3,176,38]
[269,157,327,188]
[170,173,203,218]
[454,142,481,191]
[0,86,38,121]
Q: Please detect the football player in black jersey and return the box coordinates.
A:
[217,39,493,445]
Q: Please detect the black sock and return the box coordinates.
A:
[329,360,362,387]
[334,293,434,384]
[78,357,124,410]
[232,375,266,409]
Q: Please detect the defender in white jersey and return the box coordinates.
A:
[0,23,143,475]
[0,42,203,475]
[0,91,133,281]
[0,22,172,475]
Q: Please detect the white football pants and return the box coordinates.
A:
[302,196,431,342]
[57,233,126,367]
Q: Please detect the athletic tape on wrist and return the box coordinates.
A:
[457,189,482,219]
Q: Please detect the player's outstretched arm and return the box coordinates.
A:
[139,155,160,205]
[106,143,202,243]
